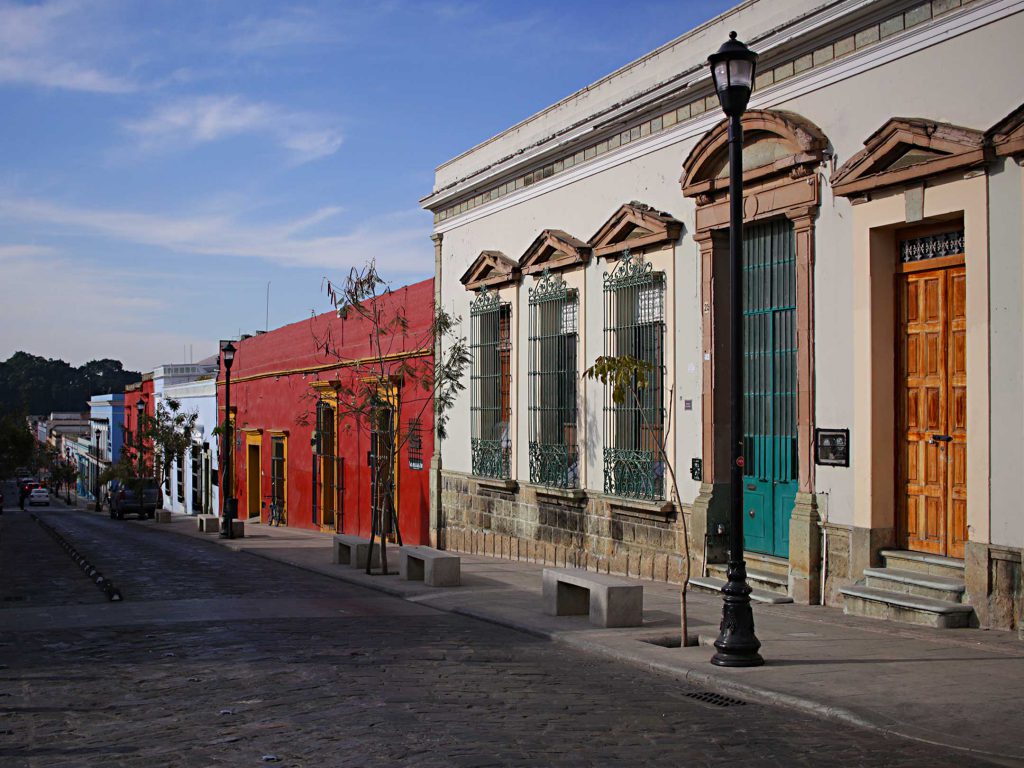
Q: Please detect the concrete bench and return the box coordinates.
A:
[155,510,172,523]
[399,546,460,587]
[228,519,245,538]
[542,568,643,628]
[333,535,381,570]
[197,515,219,533]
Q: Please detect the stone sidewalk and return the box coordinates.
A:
[120,509,1023,766]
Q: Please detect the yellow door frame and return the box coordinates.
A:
[311,382,340,532]
[243,431,262,520]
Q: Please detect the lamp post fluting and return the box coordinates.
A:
[220,342,237,539]
[708,31,764,668]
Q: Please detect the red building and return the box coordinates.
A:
[219,278,435,543]
[123,375,154,455]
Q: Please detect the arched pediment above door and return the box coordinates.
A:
[680,110,829,201]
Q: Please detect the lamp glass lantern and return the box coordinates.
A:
[222,341,236,370]
[708,31,758,117]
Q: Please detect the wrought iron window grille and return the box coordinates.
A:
[602,250,666,501]
[470,288,512,479]
[899,230,965,263]
[407,417,423,470]
[528,269,579,489]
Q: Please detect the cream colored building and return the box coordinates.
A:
[422,0,1024,632]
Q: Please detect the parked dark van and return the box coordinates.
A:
[109,479,161,520]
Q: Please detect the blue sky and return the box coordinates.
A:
[0,0,733,371]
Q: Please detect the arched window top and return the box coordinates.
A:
[681,110,828,199]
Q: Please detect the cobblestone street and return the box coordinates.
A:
[0,501,997,767]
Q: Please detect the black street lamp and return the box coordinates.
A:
[708,32,764,668]
[94,428,102,511]
[220,341,237,539]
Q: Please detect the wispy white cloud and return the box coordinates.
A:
[0,0,135,93]
[228,8,342,54]
[0,243,189,370]
[0,196,431,274]
[0,243,58,259]
[124,94,343,163]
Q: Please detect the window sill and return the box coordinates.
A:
[474,476,518,493]
[531,485,586,502]
[606,495,675,518]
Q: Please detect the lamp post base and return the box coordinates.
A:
[711,560,765,667]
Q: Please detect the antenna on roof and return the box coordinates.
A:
[266,281,271,332]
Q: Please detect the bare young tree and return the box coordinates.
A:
[583,354,694,647]
[315,261,469,573]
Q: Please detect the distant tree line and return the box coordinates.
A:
[0,352,141,414]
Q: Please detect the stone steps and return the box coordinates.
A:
[840,550,974,629]
[879,549,965,578]
[839,584,973,629]
[689,576,794,604]
[863,567,966,603]
[706,564,790,596]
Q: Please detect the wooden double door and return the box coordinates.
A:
[899,262,967,558]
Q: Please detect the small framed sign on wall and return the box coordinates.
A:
[815,428,850,467]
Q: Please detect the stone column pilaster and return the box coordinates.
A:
[788,492,821,604]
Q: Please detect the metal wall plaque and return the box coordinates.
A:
[690,457,703,482]
[815,428,850,467]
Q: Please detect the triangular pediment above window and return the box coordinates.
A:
[589,202,683,259]
[518,229,590,275]
[460,250,521,291]
[986,102,1024,158]
[832,118,986,198]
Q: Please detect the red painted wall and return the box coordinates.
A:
[219,279,435,543]
[123,379,154,469]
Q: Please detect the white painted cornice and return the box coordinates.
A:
[432,0,1023,234]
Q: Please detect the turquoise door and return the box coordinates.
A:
[742,218,798,557]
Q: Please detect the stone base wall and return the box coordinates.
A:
[821,522,855,607]
[440,470,695,584]
[965,542,1023,632]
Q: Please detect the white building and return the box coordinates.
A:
[150,359,219,515]
[423,0,1024,632]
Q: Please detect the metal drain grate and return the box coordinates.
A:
[684,690,748,707]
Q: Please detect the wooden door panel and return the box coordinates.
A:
[900,269,947,554]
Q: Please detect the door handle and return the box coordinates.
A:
[931,434,952,443]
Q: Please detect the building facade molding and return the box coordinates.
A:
[460,250,522,290]
[986,101,1024,157]
[589,202,683,259]
[518,229,591,275]
[832,117,987,197]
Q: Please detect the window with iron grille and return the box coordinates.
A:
[602,250,666,500]
[407,417,423,470]
[528,269,579,488]
[176,452,185,503]
[271,436,286,524]
[470,288,512,479]
[190,445,201,512]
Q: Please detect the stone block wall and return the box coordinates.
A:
[821,522,854,607]
[440,470,694,583]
